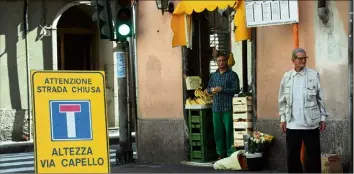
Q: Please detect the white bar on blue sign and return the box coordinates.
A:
[66,112,76,138]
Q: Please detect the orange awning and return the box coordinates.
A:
[171,0,251,47]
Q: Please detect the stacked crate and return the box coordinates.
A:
[187,108,217,162]
[232,96,253,148]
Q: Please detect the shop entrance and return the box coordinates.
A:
[57,5,98,70]
[184,11,231,84]
[183,9,233,162]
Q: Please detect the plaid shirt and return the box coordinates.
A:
[207,69,240,112]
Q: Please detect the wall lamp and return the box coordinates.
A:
[155,0,174,15]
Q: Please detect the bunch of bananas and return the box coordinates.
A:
[186,97,212,105]
[227,53,235,67]
[186,97,197,105]
[194,88,206,98]
[185,88,213,105]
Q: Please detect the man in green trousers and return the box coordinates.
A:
[205,52,240,159]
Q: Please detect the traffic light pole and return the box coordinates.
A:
[115,41,133,164]
[126,37,135,162]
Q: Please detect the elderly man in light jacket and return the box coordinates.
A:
[278,48,328,173]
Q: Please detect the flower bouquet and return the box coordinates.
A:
[243,131,275,171]
[247,131,274,154]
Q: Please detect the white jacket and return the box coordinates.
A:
[278,68,328,126]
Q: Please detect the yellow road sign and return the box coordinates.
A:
[31,71,110,173]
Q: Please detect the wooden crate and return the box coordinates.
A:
[234,139,244,147]
[233,121,252,129]
[232,96,252,104]
[234,129,253,139]
[233,112,252,120]
[233,105,252,113]
[234,127,253,148]
[233,97,252,113]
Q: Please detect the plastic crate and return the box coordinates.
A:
[186,108,217,162]
[188,109,212,124]
[187,108,213,143]
[190,144,218,162]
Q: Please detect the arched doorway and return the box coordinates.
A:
[52,3,118,128]
[57,5,98,70]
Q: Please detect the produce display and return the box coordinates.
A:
[185,88,213,105]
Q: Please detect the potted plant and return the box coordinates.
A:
[244,131,275,171]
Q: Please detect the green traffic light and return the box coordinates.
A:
[118,24,131,36]
[115,0,133,40]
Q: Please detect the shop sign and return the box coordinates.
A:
[245,0,299,28]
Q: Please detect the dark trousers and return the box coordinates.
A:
[286,128,321,173]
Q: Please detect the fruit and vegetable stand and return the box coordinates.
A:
[185,88,217,162]
[186,105,218,162]
[184,78,257,163]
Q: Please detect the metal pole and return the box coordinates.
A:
[348,0,353,172]
[116,42,130,164]
[251,28,257,130]
[132,0,139,160]
[24,0,32,140]
[242,40,248,93]
[126,37,134,162]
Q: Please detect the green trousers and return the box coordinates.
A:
[212,111,235,157]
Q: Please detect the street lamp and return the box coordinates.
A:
[155,0,174,15]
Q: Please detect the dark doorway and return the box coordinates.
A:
[57,5,98,70]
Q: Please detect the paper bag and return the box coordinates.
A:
[321,154,343,173]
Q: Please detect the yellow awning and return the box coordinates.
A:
[171,0,251,48]
[173,1,236,15]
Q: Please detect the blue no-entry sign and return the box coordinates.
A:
[49,100,93,141]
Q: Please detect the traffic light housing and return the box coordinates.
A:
[95,0,114,40]
[115,0,133,41]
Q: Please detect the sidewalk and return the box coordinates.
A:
[111,163,280,173]
[112,164,235,173]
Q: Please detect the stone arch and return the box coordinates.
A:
[51,1,93,70]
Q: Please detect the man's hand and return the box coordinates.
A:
[204,88,211,95]
[280,122,287,133]
[212,86,222,93]
[319,121,326,132]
